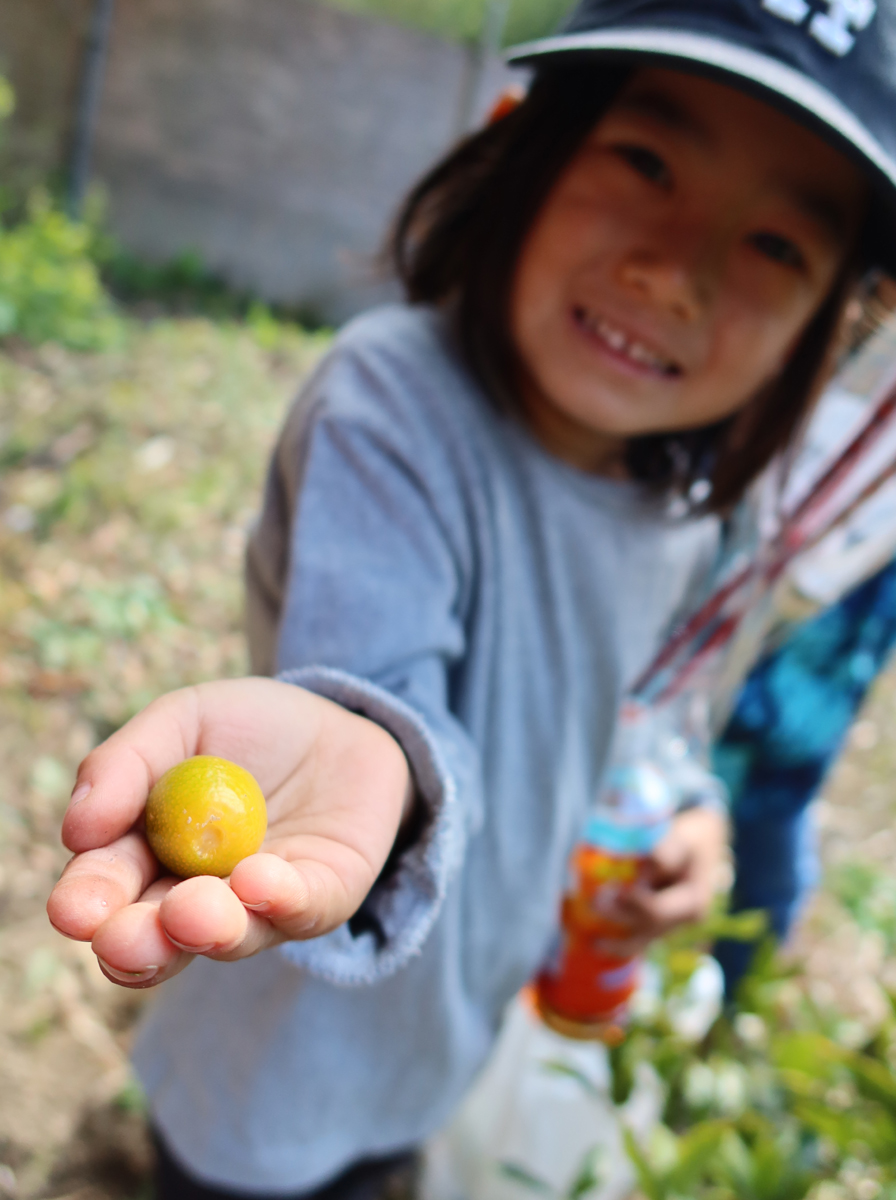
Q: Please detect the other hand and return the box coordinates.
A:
[595,805,729,957]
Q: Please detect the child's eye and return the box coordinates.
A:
[615,145,670,186]
[749,231,805,269]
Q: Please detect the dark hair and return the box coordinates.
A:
[389,63,865,514]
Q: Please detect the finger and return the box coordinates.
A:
[158,874,281,960]
[619,880,712,933]
[158,849,371,964]
[230,852,350,940]
[641,846,690,888]
[639,807,728,887]
[92,900,192,989]
[61,679,333,854]
[62,686,205,853]
[640,829,698,888]
[46,833,160,942]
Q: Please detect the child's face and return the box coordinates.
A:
[510,67,867,473]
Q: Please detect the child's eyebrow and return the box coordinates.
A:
[779,183,848,245]
[611,89,715,150]
[615,88,851,243]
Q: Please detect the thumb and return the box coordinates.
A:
[62,685,206,854]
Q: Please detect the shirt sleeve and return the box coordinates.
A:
[269,353,485,985]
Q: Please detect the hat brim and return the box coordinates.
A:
[506,27,896,269]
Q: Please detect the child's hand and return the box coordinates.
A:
[595,806,728,957]
[46,679,412,988]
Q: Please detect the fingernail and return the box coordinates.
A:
[47,919,79,941]
[97,959,159,984]
[166,937,216,954]
[70,782,92,805]
[242,900,271,913]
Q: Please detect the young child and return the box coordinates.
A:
[48,0,896,1195]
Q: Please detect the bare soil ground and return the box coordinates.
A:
[793,675,896,1028]
[1,318,894,1200]
[0,320,324,1198]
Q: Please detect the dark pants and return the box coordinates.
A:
[153,1129,418,1200]
[712,805,818,992]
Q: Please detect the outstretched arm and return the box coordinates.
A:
[47,677,412,988]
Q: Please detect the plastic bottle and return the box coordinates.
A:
[533,704,676,1042]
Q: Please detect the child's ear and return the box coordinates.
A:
[486,86,526,125]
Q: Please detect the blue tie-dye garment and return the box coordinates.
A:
[712,555,896,990]
[715,558,896,821]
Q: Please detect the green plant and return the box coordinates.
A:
[501,883,896,1200]
[324,0,573,46]
[0,76,14,132]
[0,193,121,349]
[0,76,120,350]
[93,241,330,332]
[501,1146,605,1200]
[97,247,243,316]
[610,890,896,1198]
[0,74,16,216]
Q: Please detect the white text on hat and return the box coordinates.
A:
[761,0,876,56]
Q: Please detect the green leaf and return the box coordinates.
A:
[499,1163,553,1194]
[701,909,770,943]
[540,1059,602,1100]
[666,1121,729,1191]
[848,1052,896,1117]
[773,1032,845,1078]
[623,1129,663,1200]
[565,1147,604,1200]
[609,1040,636,1106]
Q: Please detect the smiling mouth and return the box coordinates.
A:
[573,307,682,378]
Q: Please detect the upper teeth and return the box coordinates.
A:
[585,313,676,375]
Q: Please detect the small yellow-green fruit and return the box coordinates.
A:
[145,756,267,878]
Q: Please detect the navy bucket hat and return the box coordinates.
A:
[506,0,896,268]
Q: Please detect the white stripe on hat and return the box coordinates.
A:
[506,28,896,188]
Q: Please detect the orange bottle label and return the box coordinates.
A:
[534,845,644,1037]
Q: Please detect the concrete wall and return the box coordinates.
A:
[2,0,513,322]
[0,0,91,195]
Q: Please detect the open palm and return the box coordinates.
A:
[47,678,411,988]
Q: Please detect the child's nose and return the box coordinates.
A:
[617,250,706,323]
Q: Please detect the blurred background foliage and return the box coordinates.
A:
[615,899,896,1200]
[326,0,575,46]
[507,887,896,1200]
[0,79,120,351]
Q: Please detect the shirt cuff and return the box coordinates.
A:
[272,665,464,985]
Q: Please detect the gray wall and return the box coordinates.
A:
[2,0,514,323]
[0,0,90,195]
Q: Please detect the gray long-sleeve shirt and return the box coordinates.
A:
[133,305,719,1192]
